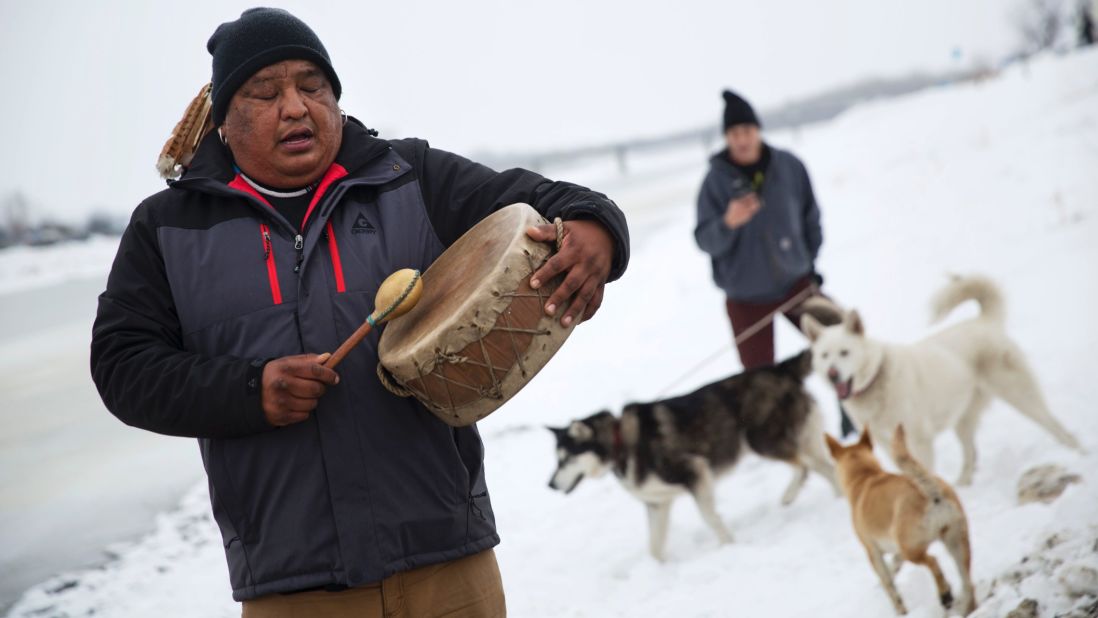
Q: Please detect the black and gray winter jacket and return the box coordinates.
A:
[90,119,629,600]
[694,146,822,302]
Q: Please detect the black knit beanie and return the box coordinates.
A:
[722,90,760,131]
[207,7,342,125]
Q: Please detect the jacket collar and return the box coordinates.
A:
[709,143,772,176]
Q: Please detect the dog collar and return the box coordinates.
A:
[852,356,885,398]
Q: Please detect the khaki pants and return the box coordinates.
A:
[242,549,505,618]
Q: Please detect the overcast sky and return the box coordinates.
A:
[1,0,1022,220]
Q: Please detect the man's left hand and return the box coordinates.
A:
[526,219,614,327]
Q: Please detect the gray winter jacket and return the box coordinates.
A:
[91,120,629,600]
[694,146,822,302]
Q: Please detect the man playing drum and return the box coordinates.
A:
[90,8,629,616]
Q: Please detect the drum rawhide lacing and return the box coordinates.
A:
[408,242,551,402]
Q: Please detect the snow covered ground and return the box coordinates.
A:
[6,49,1098,617]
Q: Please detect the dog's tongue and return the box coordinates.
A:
[836,378,853,400]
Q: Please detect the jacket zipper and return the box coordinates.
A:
[293,234,304,273]
[259,223,283,305]
[230,166,353,300]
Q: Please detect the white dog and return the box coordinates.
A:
[801,275,1081,485]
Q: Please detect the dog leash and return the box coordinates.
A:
[730,285,818,349]
[653,285,818,399]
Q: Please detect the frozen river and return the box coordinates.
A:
[0,276,205,611]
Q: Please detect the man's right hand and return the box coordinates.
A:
[723,193,761,229]
[261,353,340,427]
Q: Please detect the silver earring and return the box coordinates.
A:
[340,109,348,126]
[218,127,228,146]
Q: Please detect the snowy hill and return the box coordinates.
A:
[7,49,1098,617]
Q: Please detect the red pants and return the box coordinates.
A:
[725,277,819,369]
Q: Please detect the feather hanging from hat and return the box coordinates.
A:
[157,83,215,180]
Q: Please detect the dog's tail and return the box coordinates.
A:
[892,425,947,505]
[929,274,1005,325]
[800,296,844,327]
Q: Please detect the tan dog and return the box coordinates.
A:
[826,425,976,615]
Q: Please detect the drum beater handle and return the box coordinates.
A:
[323,269,423,370]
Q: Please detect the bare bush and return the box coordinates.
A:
[1013,0,1069,54]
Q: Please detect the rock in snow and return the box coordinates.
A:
[1017,464,1082,505]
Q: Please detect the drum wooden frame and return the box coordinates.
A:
[378,203,575,426]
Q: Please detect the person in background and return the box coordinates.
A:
[694,89,854,437]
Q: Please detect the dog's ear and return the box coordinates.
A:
[567,421,594,442]
[891,424,908,452]
[546,425,568,442]
[801,313,824,342]
[844,310,865,336]
[593,409,616,422]
[858,427,873,449]
[824,433,843,458]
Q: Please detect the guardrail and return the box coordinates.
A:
[476,68,984,175]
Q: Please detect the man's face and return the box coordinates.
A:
[220,59,342,188]
[725,124,762,166]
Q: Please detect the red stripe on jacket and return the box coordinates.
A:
[258,223,283,305]
[307,165,351,294]
[326,222,346,293]
[228,175,273,209]
[301,164,349,229]
[229,165,350,301]
[229,175,283,305]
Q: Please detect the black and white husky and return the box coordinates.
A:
[548,350,838,560]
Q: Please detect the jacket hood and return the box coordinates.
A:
[708,143,783,178]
